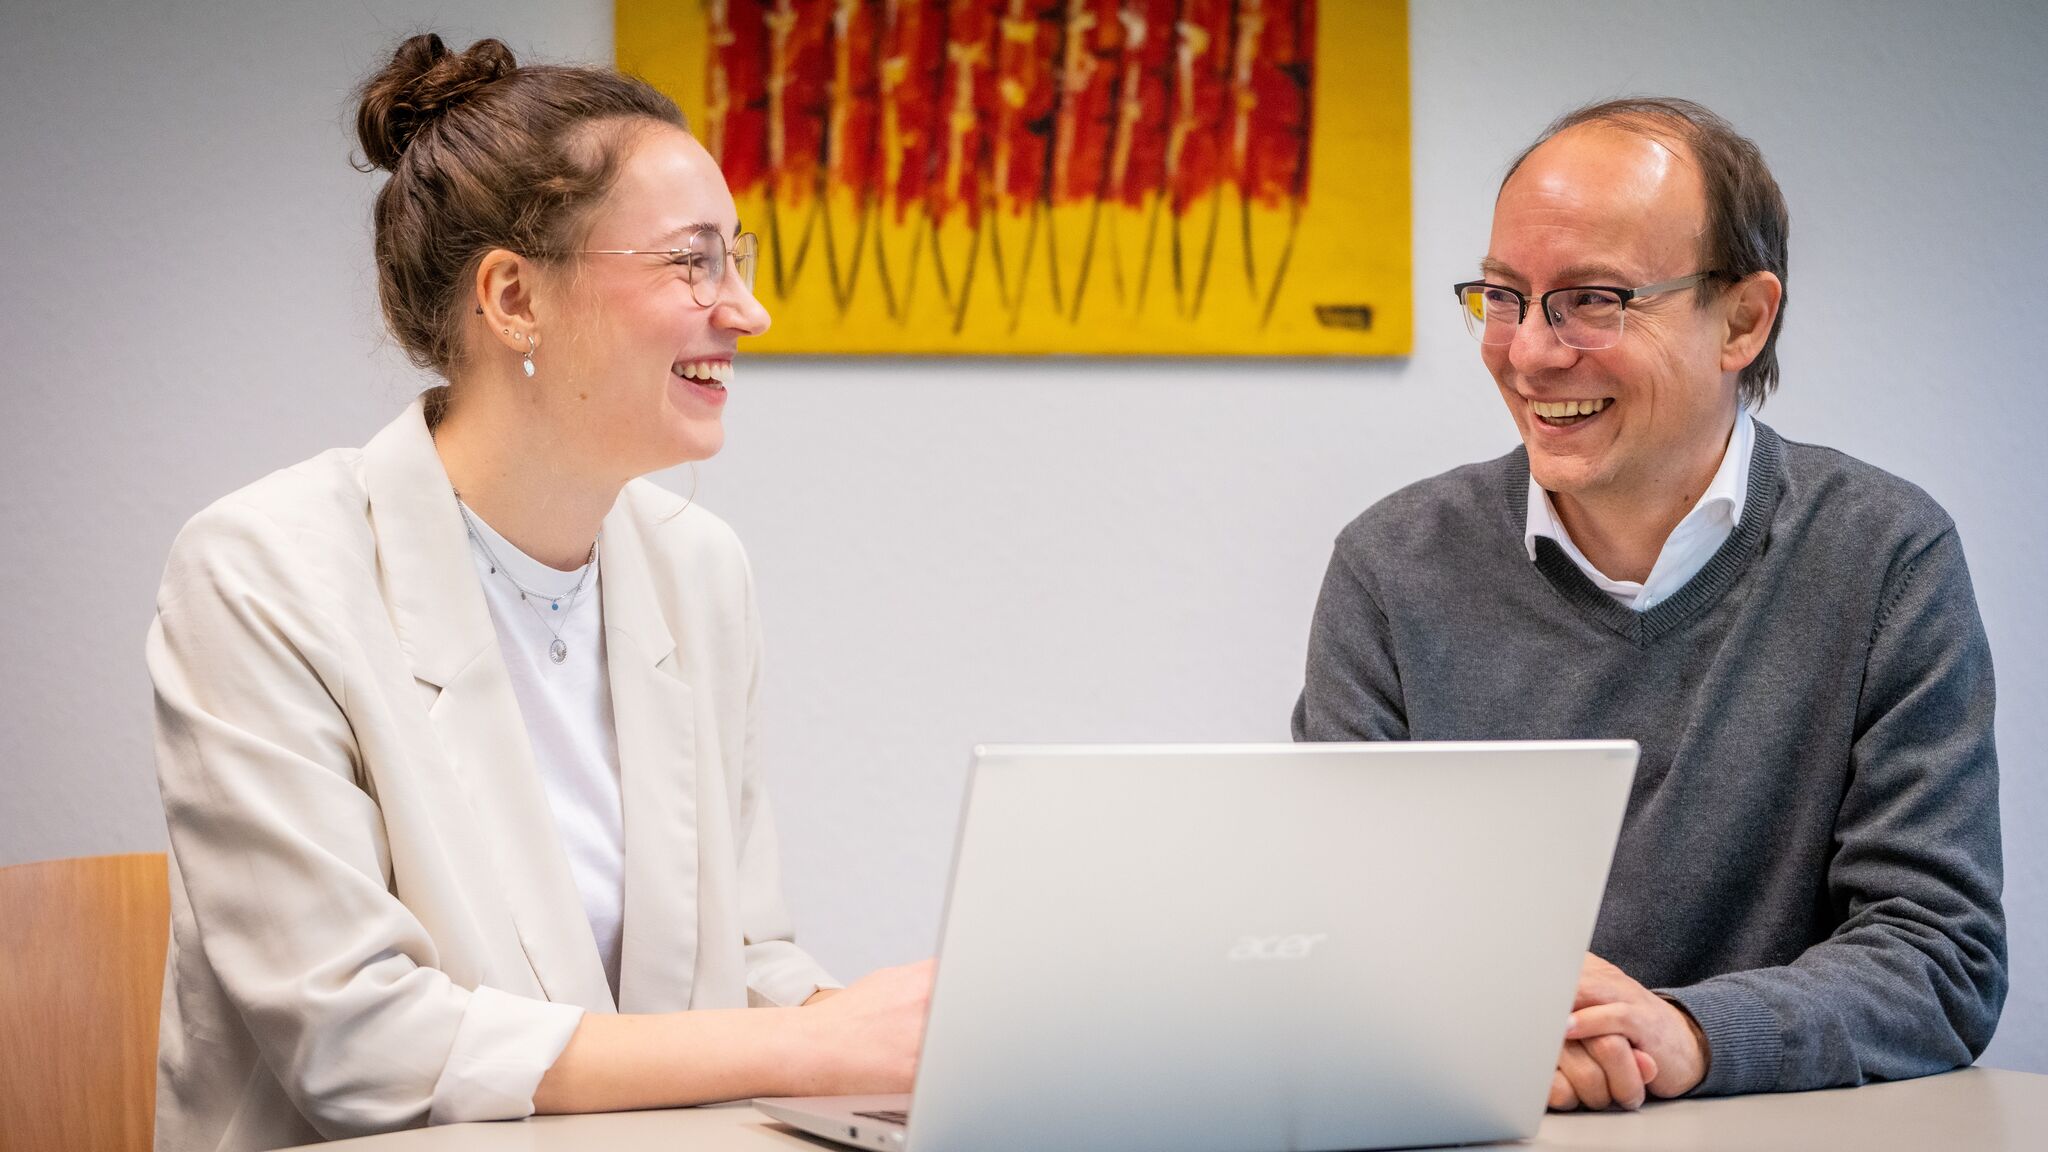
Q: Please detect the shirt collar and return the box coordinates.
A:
[1523,406,1753,562]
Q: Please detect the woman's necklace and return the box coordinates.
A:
[454,494,599,665]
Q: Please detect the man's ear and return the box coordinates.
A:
[473,248,540,354]
[1720,271,1782,375]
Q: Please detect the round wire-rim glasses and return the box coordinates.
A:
[1451,271,1727,351]
[570,229,760,307]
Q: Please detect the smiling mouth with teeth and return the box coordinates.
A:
[673,359,731,390]
[1530,396,1611,426]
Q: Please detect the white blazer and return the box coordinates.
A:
[148,395,834,1150]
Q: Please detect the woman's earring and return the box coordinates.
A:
[521,333,537,378]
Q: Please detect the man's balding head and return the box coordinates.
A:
[1503,99,1790,407]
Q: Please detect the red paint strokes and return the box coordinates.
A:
[1163,0,1232,215]
[697,2,1319,318]
[710,1,1314,213]
[878,0,947,223]
[824,1,883,196]
[928,0,998,227]
[763,0,834,205]
[1242,0,1313,208]
[987,0,1062,213]
[705,0,770,193]
[1047,0,1121,205]
[1101,0,1178,209]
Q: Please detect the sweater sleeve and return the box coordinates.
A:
[1292,533,1409,742]
[1661,526,2006,1095]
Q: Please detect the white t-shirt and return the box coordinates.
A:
[1523,408,1755,612]
[460,503,626,1001]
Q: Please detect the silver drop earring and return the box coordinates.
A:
[521,333,537,378]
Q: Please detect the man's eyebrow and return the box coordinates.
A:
[1477,258,1637,287]
[1551,262,1635,285]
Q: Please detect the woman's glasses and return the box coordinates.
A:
[570,229,761,307]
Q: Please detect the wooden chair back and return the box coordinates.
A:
[0,853,169,1152]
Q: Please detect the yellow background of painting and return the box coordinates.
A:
[616,1,1409,356]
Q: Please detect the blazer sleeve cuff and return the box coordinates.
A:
[745,942,842,1007]
[427,985,585,1125]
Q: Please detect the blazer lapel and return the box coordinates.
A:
[601,500,703,1013]
[362,393,616,1012]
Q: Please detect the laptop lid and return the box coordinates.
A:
[901,741,1637,1152]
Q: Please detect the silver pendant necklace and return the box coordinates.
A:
[455,494,598,664]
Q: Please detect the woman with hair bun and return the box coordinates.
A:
[147,33,929,1150]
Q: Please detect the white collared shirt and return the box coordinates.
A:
[1523,408,1754,612]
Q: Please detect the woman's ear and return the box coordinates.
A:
[473,248,540,354]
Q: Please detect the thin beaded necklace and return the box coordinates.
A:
[454,493,599,665]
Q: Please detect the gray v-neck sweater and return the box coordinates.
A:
[1292,422,2005,1095]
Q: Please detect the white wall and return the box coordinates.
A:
[3,0,2042,1073]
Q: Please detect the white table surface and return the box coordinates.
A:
[305,1066,2048,1152]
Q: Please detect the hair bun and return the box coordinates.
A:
[355,34,518,172]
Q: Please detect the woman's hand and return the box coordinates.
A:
[534,958,936,1113]
[794,958,936,1095]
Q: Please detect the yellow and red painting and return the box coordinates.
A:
[617,1,1408,355]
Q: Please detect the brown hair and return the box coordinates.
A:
[1503,97,1790,408]
[353,33,685,375]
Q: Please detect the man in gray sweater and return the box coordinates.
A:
[1293,98,2004,1110]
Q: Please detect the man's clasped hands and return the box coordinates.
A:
[1553,953,1712,1111]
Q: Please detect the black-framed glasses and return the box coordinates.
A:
[571,229,760,307]
[1452,271,1726,350]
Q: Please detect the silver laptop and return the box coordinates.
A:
[756,741,1637,1152]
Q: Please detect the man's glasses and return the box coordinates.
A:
[1451,271,1724,351]
[571,229,760,307]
